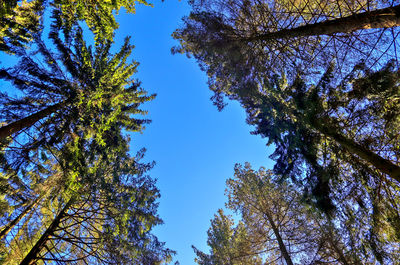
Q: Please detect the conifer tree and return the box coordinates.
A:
[0,135,174,264]
[1,0,152,48]
[193,209,262,265]
[173,0,400,101]
[175,3,400,259]
[195,163,400,264]
[234,64,399,198]
[0,19,153,175]
[0,2,174,263]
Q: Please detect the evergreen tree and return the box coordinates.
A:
[0,20,153,175]
[174,7,400,251]
[173,0,400,105]
[0,136,174,264]
[235,64,399,196]
[0,3,174,263]
[195,163,400,264]
[225,163,337,264]
[193,209,262,265]
[1,0,152,48]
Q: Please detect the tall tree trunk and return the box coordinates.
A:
[0,196,42,241]
[264,212,294,265]
[245,5,400,42]
[19,197,74,265]
[311,119,400,182]
[0,100,67,140]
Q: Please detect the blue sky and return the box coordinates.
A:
[116,1,274,264]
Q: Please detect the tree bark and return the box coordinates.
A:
[19,197,74,265]
[0,196,42,241]
[264,212,294,265]
[0,100,67,140]
[311,119,400,182]
[245,5,400,42]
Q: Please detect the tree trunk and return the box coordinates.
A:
[0,196,42,241]
[19,197,74,265]
[311,119,400,182]
[246,5,400,42]
[264,212,294,265]
[0,100,67,140]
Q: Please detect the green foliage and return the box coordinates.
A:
[193,209,262,265]
[197,163,400,264]
[51,0,152,42]
[0,2,173,264]
[0,0,43,54]
[173,0,399,109]
[0,145,175,264]
[0,0,18,16]
[240,65,400,261]
[226,164,325,264]
[0,20,153,175]
[1,0,154,49]
[174,8,400,256]
[0,102,174,263]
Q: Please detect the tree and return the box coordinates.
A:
[237,64,399,194]
[0,130,177,264]
[0,136,174,264]
[51,0,154,42]
[173,0,400,106]
[232,64,400,262]
[0,3,174,263]
[0,20,153,175]
[0,141,65,246]
[0,24,154,249]
[196,163,399,264]
[1,0,152,49]
[17,172,170,264]
[0,194,42,241]
[192,209,263,265]
[175,10,400,250]
[173,1,400,186]
[226,163,329,265]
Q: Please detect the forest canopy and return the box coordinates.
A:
[0,0,399,264]
[175,0,400,263]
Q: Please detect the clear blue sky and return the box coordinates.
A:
[116,1,274,264]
